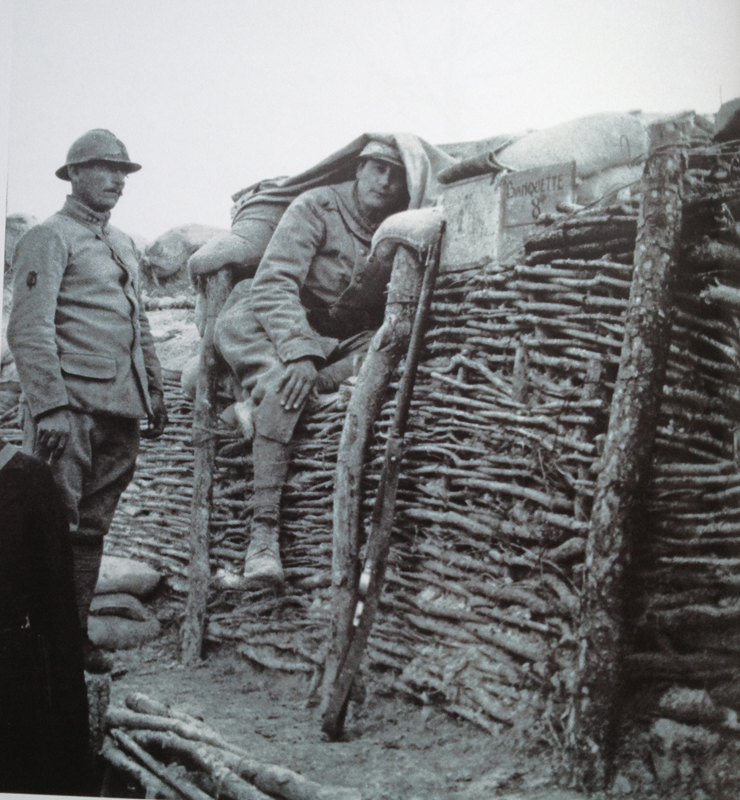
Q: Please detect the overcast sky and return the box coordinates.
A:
[2,0,740,245]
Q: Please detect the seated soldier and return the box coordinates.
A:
[214,140,409,589]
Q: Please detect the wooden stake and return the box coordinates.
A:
[319,246,426,718]
[571,120,690,789]
[182,268,233,665]
[322,232,442,739]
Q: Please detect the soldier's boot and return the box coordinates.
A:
[240,434,290,589]
[72,538,113,673]
[241,517,285,589]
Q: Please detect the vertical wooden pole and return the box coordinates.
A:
[319,246,425,713]
[182,267,232,665]
[572,120,689,789]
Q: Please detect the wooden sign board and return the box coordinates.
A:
[499,162,576,265]
[439,172,501,272]
[502,162,576,227]
[438,161,577,272]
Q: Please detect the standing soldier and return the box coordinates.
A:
[8,129,168,672]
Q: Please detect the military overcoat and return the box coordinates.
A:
[215,181,390,398]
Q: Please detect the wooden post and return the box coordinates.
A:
[322,232,442,738]
[182,268,232,665]
[572,120,689,789]
[319,246,426,713]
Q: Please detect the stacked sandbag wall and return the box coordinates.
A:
[89,556,162,651]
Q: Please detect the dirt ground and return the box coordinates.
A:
[109,623,589,800]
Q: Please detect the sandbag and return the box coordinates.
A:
[146,307,201,377]
[180,352,201,400]
[153,324,201,377]
[95,556,161,597]
[3,215,37,367]
[5,213,38,269]
[143,224,226,279]
[90,592,151,622]
[88,615,161,651]
[576,163,644,205]
[496,113,650,179]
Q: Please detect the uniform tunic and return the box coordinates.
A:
[215,181,391,441]
[8,195,162,421]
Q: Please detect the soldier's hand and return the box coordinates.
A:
[279,358,319,411]
[36,408,71,461]
[143,391,169,439]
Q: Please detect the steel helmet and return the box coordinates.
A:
[55,129,141,180]
[358,140,405,170]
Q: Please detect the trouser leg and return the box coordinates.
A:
[316,329,375,392]
[75,417,139,629]
[71,539,104,633]
[252,433,291,521]
[23,406,87,533]
[241,434,290,587]
[76,417,139,540]
[24,410,139,631]
[249,330,376,443]
[315,354,356,393]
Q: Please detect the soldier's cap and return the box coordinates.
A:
[56,129,142,180]
[358,140,405,170]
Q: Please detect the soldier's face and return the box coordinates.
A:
[69,162,127,212]
[355,158,407,220]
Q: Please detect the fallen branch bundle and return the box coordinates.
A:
[103,693,361,800]
[101,737,174,798]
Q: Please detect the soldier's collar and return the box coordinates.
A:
[329,181,377,242]
[62,195,112,230]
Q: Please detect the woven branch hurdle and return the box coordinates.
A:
[103,135,740,745]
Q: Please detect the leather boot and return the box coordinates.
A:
[71,538,113,672]
[72,538,104,632]
[241,518,285,588]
